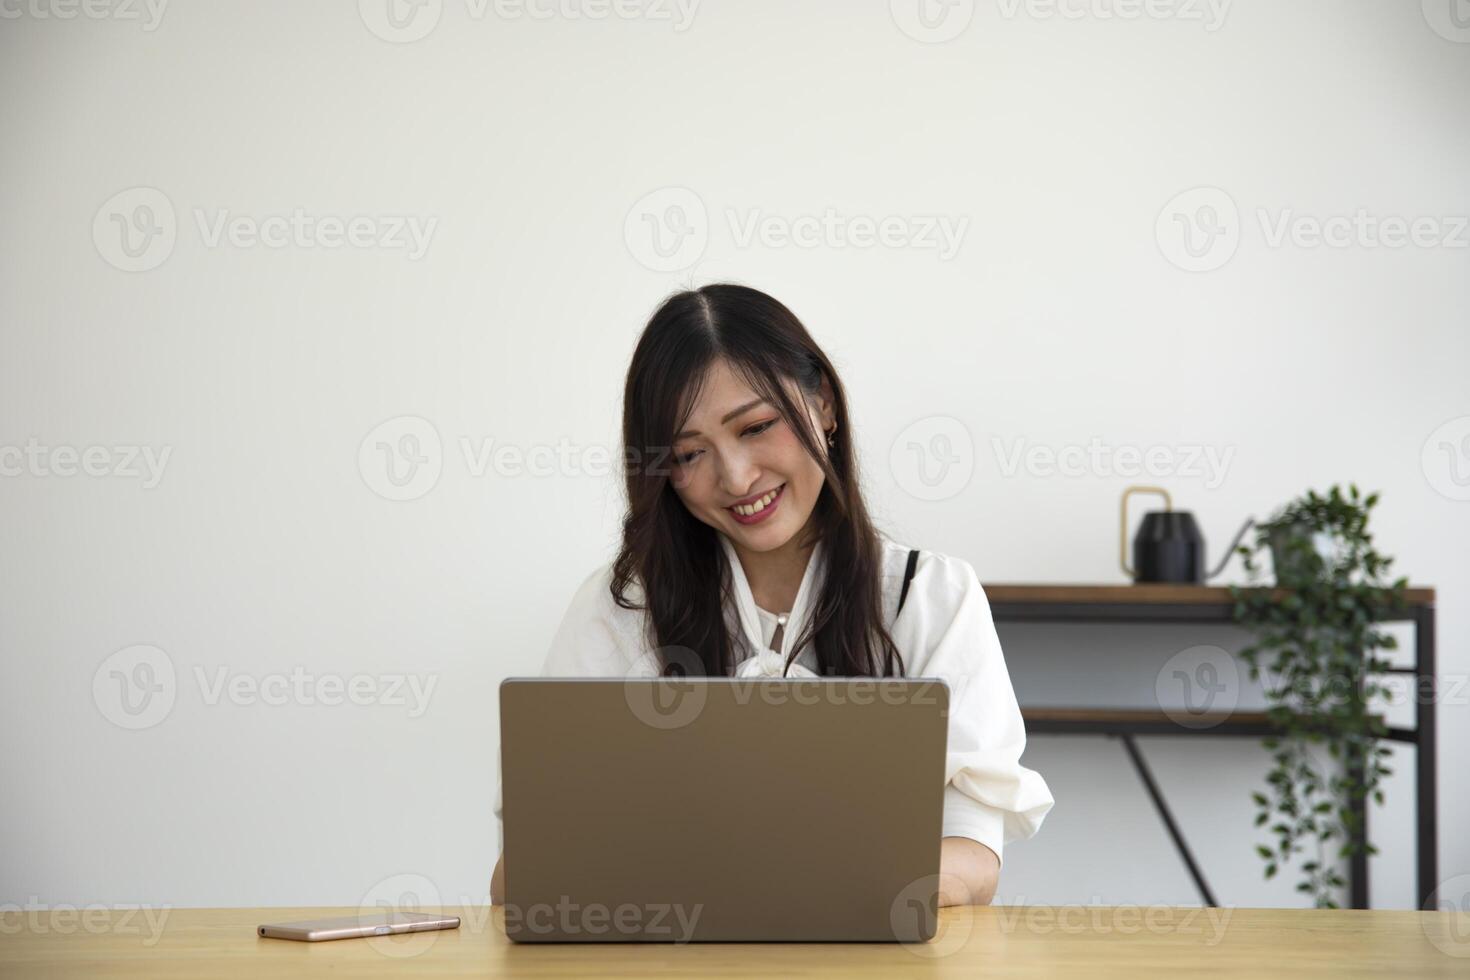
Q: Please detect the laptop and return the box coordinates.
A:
[498,676,950,943]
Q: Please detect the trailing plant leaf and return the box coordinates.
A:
[1230,483,1407,908]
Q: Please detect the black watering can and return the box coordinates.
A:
[1119,485,1255,584]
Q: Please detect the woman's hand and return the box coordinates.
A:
[490,854,505,906]
[937,837,1000,907]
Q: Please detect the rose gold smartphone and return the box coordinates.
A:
[257,910,460,942]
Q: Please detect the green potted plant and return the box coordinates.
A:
[1229,485,1408,908]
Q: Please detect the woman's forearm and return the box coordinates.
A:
[490,854,505,906]
[937,836,1000,906]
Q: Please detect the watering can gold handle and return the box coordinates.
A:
[1119,485,1172,579]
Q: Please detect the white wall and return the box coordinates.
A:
[1,0,1466,914]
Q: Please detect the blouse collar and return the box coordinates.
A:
[716,531,827,660]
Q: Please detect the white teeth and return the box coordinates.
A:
[733,486,780,517]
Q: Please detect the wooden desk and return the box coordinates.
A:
[985,582,1438,910]
[3,905,1466,978]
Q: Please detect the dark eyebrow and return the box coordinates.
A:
[674,398,769,440]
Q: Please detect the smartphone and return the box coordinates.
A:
[257,910,461,942]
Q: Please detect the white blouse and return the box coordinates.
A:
[494,533,1055,864]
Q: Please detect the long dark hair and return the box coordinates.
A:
[611,284,905,678]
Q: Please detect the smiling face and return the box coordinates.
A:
[668,357,835,554]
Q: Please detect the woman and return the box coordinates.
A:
[492,284,1053,907]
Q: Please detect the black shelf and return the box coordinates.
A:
[988,583,1438,912]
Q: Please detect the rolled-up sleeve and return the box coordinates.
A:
[905,553,1055,864]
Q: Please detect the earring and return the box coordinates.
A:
[826,427,837,448]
